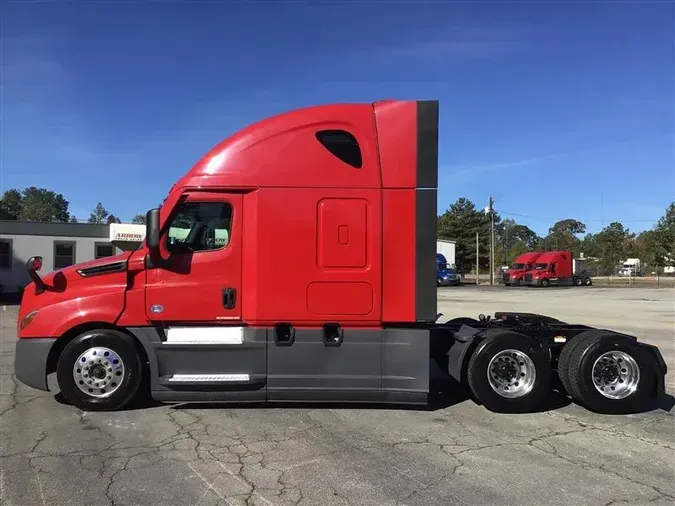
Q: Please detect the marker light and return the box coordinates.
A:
[19,310,39,332]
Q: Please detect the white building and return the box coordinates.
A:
[0,221,122,295]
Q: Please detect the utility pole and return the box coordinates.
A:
[475,232,479,285]
[488,196,495,285]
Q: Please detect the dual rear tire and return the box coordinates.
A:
[464,328,657,414]
[557,330,656,414]
[466,330,551,413]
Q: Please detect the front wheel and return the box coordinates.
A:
[541,279,550,287]
[467,330,551,413]
[56,329,145,411]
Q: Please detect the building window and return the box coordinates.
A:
[54,241,76,269]
[315,129,363,169]
[95,243,115,259]
[0,239,11,269]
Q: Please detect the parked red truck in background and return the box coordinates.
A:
[14,100,665,415]
[524,250,593,287]
[502,252,542,286]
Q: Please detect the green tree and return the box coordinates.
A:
[594,222,634,273]
[106,214,121,224]
[541,219,586,254]
[639,202,675,272]
[437,197,500,272]
[495,218,540,265]
[654,202,675,264]
[19,187,71,222]
[132,214,147,225]
[88,202,109,224]
[0,189,23,220]
[580,233,600,258]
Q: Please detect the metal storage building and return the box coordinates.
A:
[0,221,127,295]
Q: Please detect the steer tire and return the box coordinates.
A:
[557,329,608,399]
[566,331,656,414]
[467,330,551,413]
[57,329,144,412]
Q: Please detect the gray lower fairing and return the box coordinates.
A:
[127,325,434,405]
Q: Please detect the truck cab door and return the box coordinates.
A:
[145,192,243,322]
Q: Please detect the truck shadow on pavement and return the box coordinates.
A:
[53,386,674,415]
[170,388,574,414]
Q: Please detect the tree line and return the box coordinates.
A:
[2,186,673,275]
[437,198,675,276]
[0,186,149,225]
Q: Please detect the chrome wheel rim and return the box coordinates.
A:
[487,349,537,398]
[592,351,639,399]
[73,347,125,398]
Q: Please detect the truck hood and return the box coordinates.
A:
[19,251,133,319]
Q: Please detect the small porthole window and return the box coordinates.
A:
[315,130,363,169]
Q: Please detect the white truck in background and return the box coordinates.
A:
[619,258,641,276]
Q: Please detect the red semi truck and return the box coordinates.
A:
[502,252,542,286]
[524,250,593,287]
[15,100,666,415]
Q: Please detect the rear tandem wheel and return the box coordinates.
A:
[562,330,656,414]
[466,330,551,413]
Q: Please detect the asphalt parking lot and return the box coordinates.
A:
[1,287,674,506]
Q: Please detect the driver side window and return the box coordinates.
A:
[166,201,232,253]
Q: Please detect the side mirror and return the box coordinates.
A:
[146,208,160,249]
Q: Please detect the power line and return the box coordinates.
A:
[499,210,661,224]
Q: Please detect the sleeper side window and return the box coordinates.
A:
[165,201,232,254]
[315,130,363,169]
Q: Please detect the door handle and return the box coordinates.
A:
[222,287,237,309]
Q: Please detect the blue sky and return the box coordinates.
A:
[2,0,673,236]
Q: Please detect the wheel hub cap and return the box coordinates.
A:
[72,347,125,398]
[591,351,640,400]
[487,349,537,399]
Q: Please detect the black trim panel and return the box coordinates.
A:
[415,188,438,322]
[416,100,439,189]
[414,100,439,324]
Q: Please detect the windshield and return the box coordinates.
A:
[534,263,548,270]
[511,263,525,270]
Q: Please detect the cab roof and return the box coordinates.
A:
[170,99,438,192]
